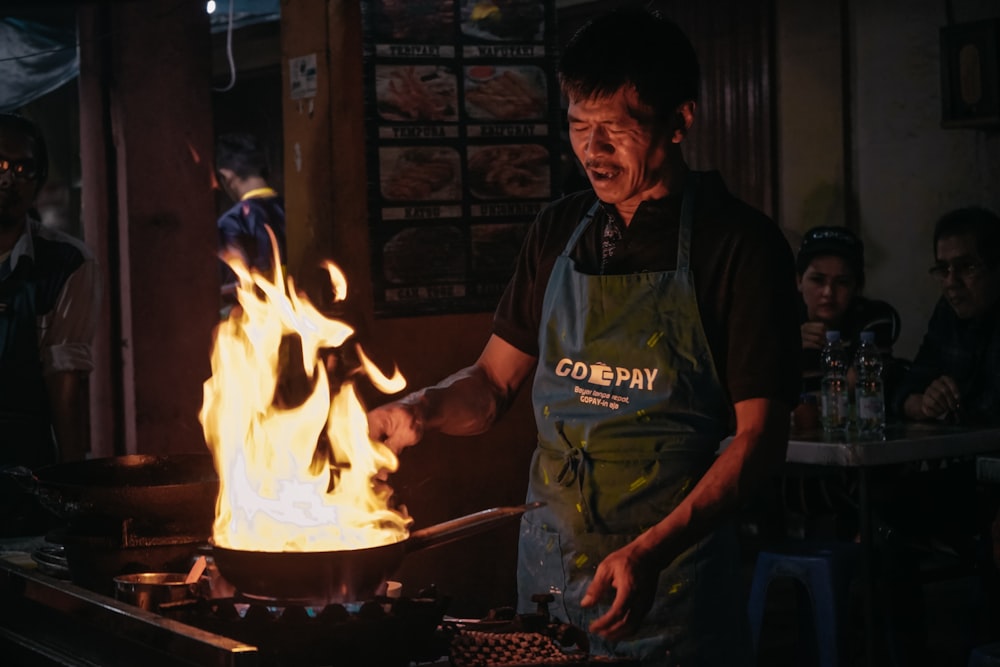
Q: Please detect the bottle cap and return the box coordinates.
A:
[825,330,841,343]
[860,330,876,344]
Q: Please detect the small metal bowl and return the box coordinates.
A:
[112,572,199,611]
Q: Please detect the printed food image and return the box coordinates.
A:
[467,144,551,199]
[471,223,527,277]
[465,66,546,120]
[382,225,467,285]
[380,146,462,201]
[368,0,454,43]
[460,0,544,42]
[377,65,458,122]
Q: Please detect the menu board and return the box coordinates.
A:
[361,0,561,317]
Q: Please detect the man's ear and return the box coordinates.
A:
[671,100,696,143]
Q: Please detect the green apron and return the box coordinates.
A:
[517,176,752,666]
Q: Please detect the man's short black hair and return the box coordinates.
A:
[557,5,700,124]
[933,206,1000,269]
[215,132,269,180]
[0,112,49,190]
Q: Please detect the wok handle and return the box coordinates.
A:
[405,501,545,553]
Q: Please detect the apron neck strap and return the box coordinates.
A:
[676,171,699,272]
[561,172,701,266]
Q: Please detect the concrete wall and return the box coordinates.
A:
[777,0,1000,360]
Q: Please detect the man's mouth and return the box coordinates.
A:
[585,163,619,182]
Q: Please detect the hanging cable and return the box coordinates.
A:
[213,0,237,92]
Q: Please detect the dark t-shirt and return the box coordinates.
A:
[493,170,801,424]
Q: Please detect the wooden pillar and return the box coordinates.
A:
[78,0,219,456]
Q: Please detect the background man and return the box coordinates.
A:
[0,112,100,467]
[215,132,286,313]
[896,206,1000,425]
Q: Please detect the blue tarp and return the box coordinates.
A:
[0,1,281,112]
[0,18,78,113]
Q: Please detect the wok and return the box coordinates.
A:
[8,454,219,530]
[211,501,543,603]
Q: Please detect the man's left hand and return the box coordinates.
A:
[581,543,660,641]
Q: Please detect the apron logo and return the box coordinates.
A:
[554,358,658,391]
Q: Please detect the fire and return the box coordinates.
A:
[200,244,410,552]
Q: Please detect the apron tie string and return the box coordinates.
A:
[555,421,596,532]
[556,446,583,487]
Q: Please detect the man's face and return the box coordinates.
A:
[933,234,1000,320]
[0,126,39,230]
[797,255,860,326]
[566,86,673,211]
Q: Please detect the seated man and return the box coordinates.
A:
[795,225,901,394]
[895,206,1000,426]
[883,206,1000,660]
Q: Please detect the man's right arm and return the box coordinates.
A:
[367,334,536,453]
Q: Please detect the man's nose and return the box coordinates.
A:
[583,129,612,158]
[942,270,962,288]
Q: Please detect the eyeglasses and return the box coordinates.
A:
[0,157,38,181]
[928,259,983,281]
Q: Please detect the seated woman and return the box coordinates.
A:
[796,225,902,394]
[771,226,904,542]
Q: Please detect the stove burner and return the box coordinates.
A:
[159,588,450,666]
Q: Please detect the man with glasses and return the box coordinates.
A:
[881,206,1000,663]
[0,112,100,471]
[895,206,1000,425]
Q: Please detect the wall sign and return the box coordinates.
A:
[940,19,1000,129]
[288,53,318,100]
[361,0,562,317]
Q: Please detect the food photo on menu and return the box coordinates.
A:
[381,225,468,286]
[464,65,547,121]
[368,0,455,43]
[460,0,545,42]
[376,65,459,122]
[467,143,551,200]
[379,146,463,201]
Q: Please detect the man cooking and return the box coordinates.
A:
[368,7,800,666]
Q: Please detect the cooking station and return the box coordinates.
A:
[0,535,450,666]
[0,531,625,667]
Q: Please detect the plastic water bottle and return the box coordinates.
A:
[820,330,849,435]
[854,330,886,436]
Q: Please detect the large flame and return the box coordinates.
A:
[200,244,410,552]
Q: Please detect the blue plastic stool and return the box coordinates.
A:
[748,542,859,667]
[969,642,1000,667]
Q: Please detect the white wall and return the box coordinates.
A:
[778,0,1000,360]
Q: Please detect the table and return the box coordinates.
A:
[782,423,1000,667]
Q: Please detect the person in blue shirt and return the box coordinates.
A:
[214,132,287,313]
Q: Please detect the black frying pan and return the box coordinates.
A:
[210,502,543,603]
[8,454,219,529]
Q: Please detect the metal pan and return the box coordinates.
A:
[10,454,219,529]
[210,502,543,603]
